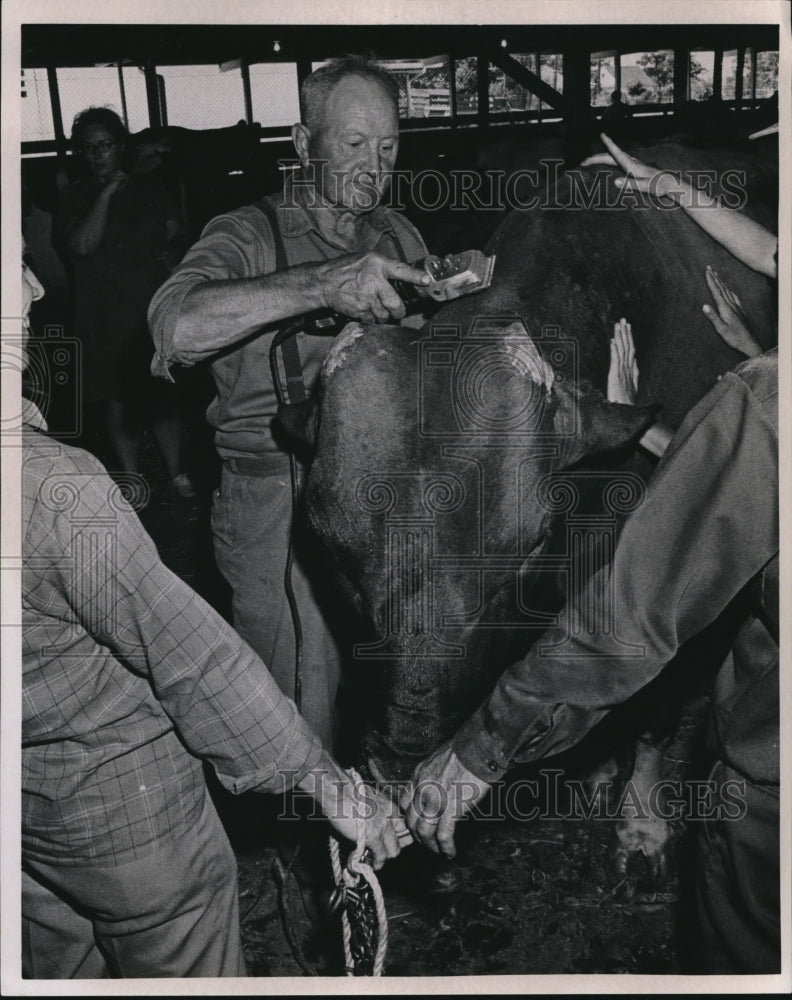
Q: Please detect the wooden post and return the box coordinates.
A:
[449,55,458,126]
[561,46,588,136]
[144,60,162,127]
[296,57,313,122]
[735,46,745,111]
[117,62,129,129]
[46,65,67,160]
[241,60,253,124]
[477,53,489,128]
[713,47,723,100]
[673,46,688,111]
[157,74,167,126]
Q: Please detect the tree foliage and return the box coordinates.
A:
[455,53,562,113]
[636,51,676,102]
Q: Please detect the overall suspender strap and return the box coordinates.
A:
[254,196,307,403]
[389,225,409,263]
[253,196,414,403]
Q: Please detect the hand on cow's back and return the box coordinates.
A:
[315,251,430,323]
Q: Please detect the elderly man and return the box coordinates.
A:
[149,55,430,748]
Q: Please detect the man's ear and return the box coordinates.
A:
[292,123,311,169]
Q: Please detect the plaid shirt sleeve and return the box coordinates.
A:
[42,454,326,794]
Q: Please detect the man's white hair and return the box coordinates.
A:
[301,54,400,132]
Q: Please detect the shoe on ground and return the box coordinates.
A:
[171,472,196,499]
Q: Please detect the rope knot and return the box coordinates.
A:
[328,767,389,976]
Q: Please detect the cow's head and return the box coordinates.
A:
[279,317,659,781]
[442,317,658,469]
[436,317,658,609]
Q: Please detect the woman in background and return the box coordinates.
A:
[58,106,194,505]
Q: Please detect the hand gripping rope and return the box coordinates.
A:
[327,769,389,976]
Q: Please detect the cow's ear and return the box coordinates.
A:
[555,386,660,467]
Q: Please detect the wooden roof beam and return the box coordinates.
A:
[487,47,567,112]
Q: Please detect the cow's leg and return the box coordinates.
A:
[584,754,621,812]
[612,654,717,886]
[613,733,674,884]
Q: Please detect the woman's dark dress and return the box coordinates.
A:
[59,174,173,403]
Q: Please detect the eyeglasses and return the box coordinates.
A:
[81,140,117,155]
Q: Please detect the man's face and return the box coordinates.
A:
[307,75,399,212]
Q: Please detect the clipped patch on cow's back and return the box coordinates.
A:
[321,321,366,381]
[499,321,555,397]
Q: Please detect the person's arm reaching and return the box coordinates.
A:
[148,211,430,378]
[406,356,778,855]
[581,134,777,279]
[176,252,429,336]
[702,265,764,357]
[607,273,764,460]
[41,457,409,866]
[607,318,673,458]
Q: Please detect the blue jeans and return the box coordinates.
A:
[211,461,342,749]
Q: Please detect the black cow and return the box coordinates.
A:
[292,139,777,869]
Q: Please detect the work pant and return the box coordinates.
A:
[696,762,780,973]
[212,461,343,749]
[22,787,246,979]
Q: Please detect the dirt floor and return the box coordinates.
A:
[226,794,691,979]
[101,429,700,979]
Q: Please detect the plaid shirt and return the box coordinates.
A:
[22,414,324,866]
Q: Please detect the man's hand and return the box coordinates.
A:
[400,743,490,859]
[702,266,763,357]
[329,783,412,870]
[316,252,430,323]
[607,318,639,405]
[298,761,412,870]
[581,133,680,202]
